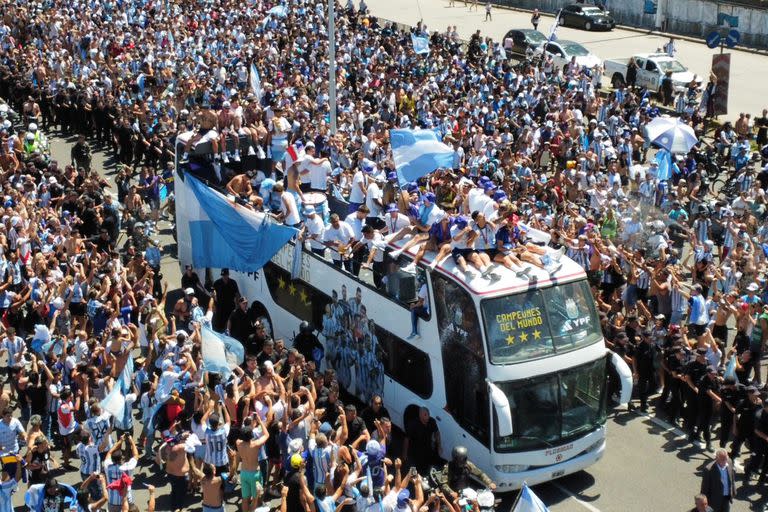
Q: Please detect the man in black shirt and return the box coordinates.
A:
[731,386,762,459]
[227,297,253,345]
[632,331,656,412]
[212,268,240,332]
[744,399,768,482]
[344,405,368,448]
[404,407,440,474]
[719,379,741,450]
[361,395,391,433]
[684,349,709,439]
[662,346,686,424]
[694,366,722,451]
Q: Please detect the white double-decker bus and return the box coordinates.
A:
[174,169,632,491]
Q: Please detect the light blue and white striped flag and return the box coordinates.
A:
[100,384,128,424]
[411,34,430,55]
[201,326,245,379]
[250,63,262,101]
[654,149,672,181]
[548,9,562,42]
[512,483,550,512]
[390,129,455,185]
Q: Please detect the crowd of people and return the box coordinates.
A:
[1,0,768,511]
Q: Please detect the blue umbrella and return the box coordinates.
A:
[646,117,698,154]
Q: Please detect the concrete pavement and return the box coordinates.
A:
[365,0,767,121]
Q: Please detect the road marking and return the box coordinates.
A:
[551,482,603,512]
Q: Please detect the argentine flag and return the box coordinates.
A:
[100,384,128,425]
[512,483,550,512]
[201,326,245,379]
[411,34,430,55]
[654,149,673,181]
[175,172,298,273]
[390,129,455,185]
[250,63,262,101]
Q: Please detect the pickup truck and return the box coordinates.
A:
[603,53,700,92]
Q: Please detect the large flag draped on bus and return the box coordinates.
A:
[390,129,454,185]
[176,173,299,273]
[201,326,245,379]
[512,484,550,512]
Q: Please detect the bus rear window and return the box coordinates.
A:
[481,280,602,364]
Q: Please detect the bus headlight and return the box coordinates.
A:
[494,464,530,473]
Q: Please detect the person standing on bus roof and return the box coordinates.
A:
[212,268,240,333]
[323,213,357,272]
[408,275,430,340]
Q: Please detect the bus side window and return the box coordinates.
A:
[262,262,330,329]
[376,326,433,399]
[431,273,489,444]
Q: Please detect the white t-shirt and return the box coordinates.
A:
[362,233,387,263]
[304,215,326,251]
[322,222,356,260]
[365,182,384,217]
[281,192,301,226]
[417,283,430,314]
[349,171,367,203]
[384,212,411,234]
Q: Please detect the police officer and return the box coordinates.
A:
[744,395,768,483]
[718,378,740,450]
[684,349,709,442]
[694,366,722,451]
[438,446,495,500]
[662,346,686,425]
[730,385,761,460]
[293,321,324,365]
[632,330,657,413]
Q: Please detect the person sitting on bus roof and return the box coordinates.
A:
[449,215,484,279]
[494,219,533,279]
[403,212,453,273]
[180,109,219,164]
[382,203,411,237]
[225,172,261,209]
[389,191,443,260]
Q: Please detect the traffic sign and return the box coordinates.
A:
[726,29,740,48]
[706,31,721,49]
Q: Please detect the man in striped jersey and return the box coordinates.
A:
[203,409,232,476]
[84,403,113,461]
[103,433,139,512]
[75,431,102,500]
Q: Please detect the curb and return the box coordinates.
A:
[487,2,768,56]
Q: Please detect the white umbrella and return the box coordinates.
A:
[645,116,698,154]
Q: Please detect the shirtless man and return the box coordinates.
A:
[254,361,282,402]
[217,101,240,164]
[226,173,261,208]
[236,414,270,512]
[157,432,192,512]
[193,463,225,512]
[712,291,739,355]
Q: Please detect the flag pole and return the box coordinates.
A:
[509,482,525,511]
[328,0,337,135]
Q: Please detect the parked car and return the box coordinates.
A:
[503,29,548,57]
[559,4,615,31]
[603,53,701,91]
[534,40,602,73]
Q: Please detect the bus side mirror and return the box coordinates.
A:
[608,350,633,405]
[487,380,514,437]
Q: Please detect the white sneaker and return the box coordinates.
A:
[552,246,566,261]
[390,248,403,258]
[402,262,417,273]
[233,151,241,162]
[546,262,562,274]
[517,267,531,277]
[181,152,189,161]
[222,153,230,163]
[428,259,439,270]
[247,146,256,156]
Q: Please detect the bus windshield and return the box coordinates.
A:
[494,358,607,452]
[481,280,601,365]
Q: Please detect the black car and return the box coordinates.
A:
[559,4,615,31]
[502,29,548,57]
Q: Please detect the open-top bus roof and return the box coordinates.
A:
[386,236,587,299]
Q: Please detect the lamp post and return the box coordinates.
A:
[328,0,337,135]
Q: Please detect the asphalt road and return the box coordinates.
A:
[365,0,766,122]
[33,135,767,510]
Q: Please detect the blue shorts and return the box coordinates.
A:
[203,506,224,512]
